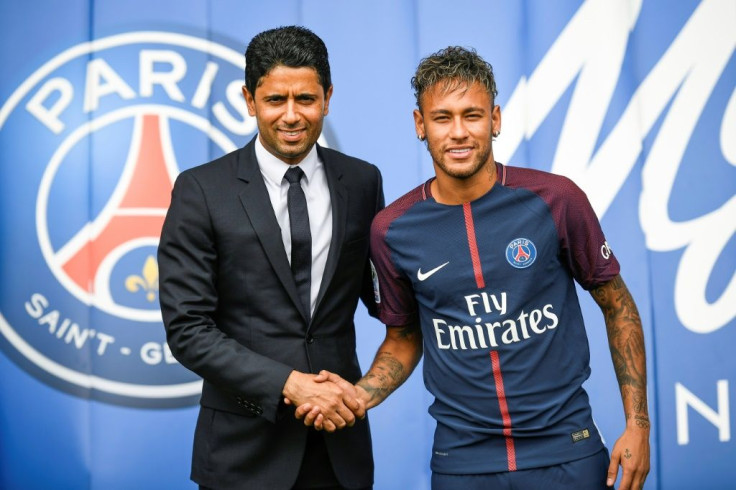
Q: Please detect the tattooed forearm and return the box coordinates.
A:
[356,377,390,404]
[357,353,405,405]
[591,275,650,426]
[608,328,647,390]
[633,415,651,429]
[357,324,423,409]
[633,394,647,413]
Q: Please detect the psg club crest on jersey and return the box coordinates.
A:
[0,31,255,407]
[505,238,537,269]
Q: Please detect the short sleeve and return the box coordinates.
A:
[555,178,620,289]
[369,206,419,327]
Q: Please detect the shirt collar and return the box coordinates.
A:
[255,136,320,186]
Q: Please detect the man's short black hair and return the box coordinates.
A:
[245,26,331,96]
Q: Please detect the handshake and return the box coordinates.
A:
[281,327,421,432]
[282,370,371,433]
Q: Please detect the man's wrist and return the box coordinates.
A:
[281,370,301,400]
[355,379,383,410]
[355,383,370,404]
[626,414,651,430]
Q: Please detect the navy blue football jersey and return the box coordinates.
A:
[370,162,620,474]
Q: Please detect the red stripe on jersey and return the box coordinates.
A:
[463,203,485,288]
[490,350,517,471]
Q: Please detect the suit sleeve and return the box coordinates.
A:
[158,171,293,423]
[360,165,385,318]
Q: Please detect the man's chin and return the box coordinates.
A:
[439,163,483,180]
[276,144,311,160]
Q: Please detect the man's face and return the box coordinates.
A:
[414,80,500,181]
[243,65,332,165]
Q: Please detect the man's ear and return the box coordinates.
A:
[323,85,334,115]
[414,109,425,141]
[242,86,256,117]
[491,104,502,136]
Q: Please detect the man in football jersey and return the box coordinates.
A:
[297,46,650,489]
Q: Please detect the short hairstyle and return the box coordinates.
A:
[245,26,332,96]
[411,46,498,110]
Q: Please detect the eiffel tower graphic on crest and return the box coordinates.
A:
[56,114,178,303]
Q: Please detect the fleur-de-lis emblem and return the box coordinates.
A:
[125,255,159,302]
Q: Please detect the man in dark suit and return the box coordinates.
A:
[158,26,384,490]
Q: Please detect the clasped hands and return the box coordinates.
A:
[283,370,367,432]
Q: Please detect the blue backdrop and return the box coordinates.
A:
[1,1,734,488]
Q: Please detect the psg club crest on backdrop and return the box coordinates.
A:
[0,31,254,407]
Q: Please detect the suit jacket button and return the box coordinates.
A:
[306,335,314,344]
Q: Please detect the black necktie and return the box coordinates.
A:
[284,166,311,318]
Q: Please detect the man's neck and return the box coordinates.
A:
[431,161,498,205]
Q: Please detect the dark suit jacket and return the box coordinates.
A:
[158,137,384,489]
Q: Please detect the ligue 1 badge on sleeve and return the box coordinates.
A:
[0,31,256,407]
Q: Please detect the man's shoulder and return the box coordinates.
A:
[174,146,248,190]
[372,182,427,235]
[502,163,580,193]
[501,162,587,206]
[186,146,243,174]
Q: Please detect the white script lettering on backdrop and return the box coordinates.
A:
[496,0,735,334]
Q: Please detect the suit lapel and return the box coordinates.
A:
[236,139,309,322]
[313,145,347,318]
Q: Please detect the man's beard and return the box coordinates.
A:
[428,141,492,180]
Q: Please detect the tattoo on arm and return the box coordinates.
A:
[634,415,651,430]
[357,353,404,404]
[592,275,650,425]
[358,326,422,406]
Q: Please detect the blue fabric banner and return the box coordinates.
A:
[1,1,733,488]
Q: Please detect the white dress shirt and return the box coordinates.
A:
[255,137,332,316]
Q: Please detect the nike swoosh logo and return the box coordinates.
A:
[417,262,450,281]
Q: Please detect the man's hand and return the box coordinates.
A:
[607,426,650,489]
[282,371,364,432]
[291,371,367,430]
[291,324,423,430]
